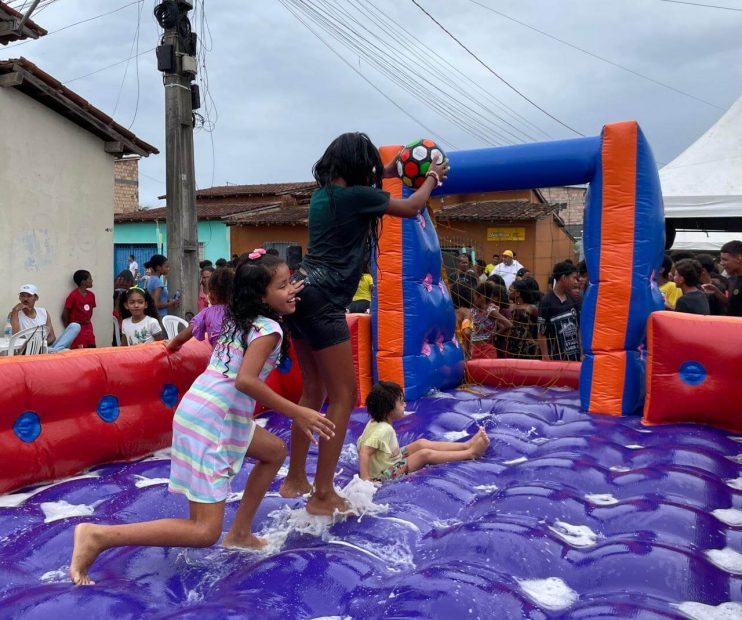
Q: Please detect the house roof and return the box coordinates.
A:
[0,2,47,44]
[0,57,158,157]
[435,200,562,222]
[196,182,316,199]
[225,203,311,226]
[114,201,281,223]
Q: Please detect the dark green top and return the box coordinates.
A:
[302,185,390,307]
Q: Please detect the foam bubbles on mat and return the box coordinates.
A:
[39,568,68,583]
[548,520,599,548]
[725,477,742,490]
[585,493,619,506]
[40,500,97,523]
[705,547,742,575]
[0,472,100,508]
[340,442,358,464]
[133,476,169,488]
[516,577,579,610]
[675,601,742,620]
[503,456,528,465]
[712,508,742,526]
[441,430,470,441]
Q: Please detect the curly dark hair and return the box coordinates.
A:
[217,253,290,376]
[365,381,404,422]
[312,131,385,268]
[208,267,234,305]
[118,286,160,320]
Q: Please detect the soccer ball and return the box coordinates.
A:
[396,139,447,189]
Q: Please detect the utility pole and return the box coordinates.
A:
[155,0,199,319]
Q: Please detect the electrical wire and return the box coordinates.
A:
[658,0,742,11]
[62,47,155,85]
[4,1,145,50]
[409,0,584,136]
[278,0,457,149]
[466,0,725,110]
[112,0,142,118]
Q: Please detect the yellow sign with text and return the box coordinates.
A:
[487,227,526,242]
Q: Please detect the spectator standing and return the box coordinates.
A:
[119,287,164,345]
[493,250,523,289]
[62,270,97,348]
[537,261,581,361]
[658,254,682,310]
[128,255,139,280]
[484,252,500,276]
[506,279,539,359]
[695,253,727,316]
[720,240,742,317]
[673,259,710,315]
[145,254,180,318]
[348,263,373,314]
[199,265,215,312]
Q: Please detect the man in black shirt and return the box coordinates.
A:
[538,261,581,361]
[696,253,727,315]
[720,240,742,318]
[674,259,710,315]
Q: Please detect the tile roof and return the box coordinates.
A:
[0,57,158,156]
[195,182,317,199]
[0,2,47,43]
[435,200,562,222]
[115,201,280,223]
[225,204,310,226]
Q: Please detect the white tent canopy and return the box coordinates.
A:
[660,95,742,219]
[671,230,739,252]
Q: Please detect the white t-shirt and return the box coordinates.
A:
[17,307,48,331]
[129,261,139,277]
[493,260,523,289]
[122,316,162,345]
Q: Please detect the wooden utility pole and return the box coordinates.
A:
[157,1,198,319]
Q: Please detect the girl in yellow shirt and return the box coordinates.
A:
[358,381,489,481]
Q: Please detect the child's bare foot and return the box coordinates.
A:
[70,523,102,585]
[471,431,490,458]
[306,489,350,516]
[279,477,313,498]
[222,532,268,549]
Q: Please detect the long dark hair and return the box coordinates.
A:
[312,131,384,267]
[217,253,290,375]
[118,287,160,320]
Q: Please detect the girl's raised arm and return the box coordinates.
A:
[385,158,450,218]
[235,334,335,444]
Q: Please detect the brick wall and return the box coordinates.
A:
[114,157,140,214]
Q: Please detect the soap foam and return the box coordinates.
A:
[516,577,579,611]
[712,508,742,526]
[675,601,742,620]
[503,456,528,466]
[0,472,100,509]
[548,520,599,548]
[706,547,742,575]
[584,493,619,506]
[133,476,170,488]
[40,500,98,523]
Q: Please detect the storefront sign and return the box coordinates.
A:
[487,227,526,242]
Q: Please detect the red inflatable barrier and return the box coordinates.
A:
[643,311,742,433]
[467,358,581,389]
[0,341,211,494]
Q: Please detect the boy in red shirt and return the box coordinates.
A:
[62,270,97,348]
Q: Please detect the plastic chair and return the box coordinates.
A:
[112,316,121,346]
[162,315,188,339]
[7,326,48,357]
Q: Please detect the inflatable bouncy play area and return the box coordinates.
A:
[0,122,740,619]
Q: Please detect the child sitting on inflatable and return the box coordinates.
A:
[358,381,489,482]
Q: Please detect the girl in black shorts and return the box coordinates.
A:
[281,132,448,515]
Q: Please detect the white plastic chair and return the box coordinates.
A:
[162,315,189,339]
[7,326,48,357]
[112,316,121,346]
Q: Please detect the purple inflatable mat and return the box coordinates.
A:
[0,387,739,619]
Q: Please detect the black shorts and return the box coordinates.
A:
[285,273,349,351]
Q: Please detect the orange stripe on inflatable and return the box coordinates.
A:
[375,145,405,388]
[642,314,655,422]
[589,352,627,415]
[589,122,637,415]
[355,314,373,404]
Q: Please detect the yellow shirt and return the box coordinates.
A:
[660,281,683,309]
[357,420,402,479]
[484,263,496,276]
[352,273,374,302]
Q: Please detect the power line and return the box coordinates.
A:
[658,0,742,11]
[409,0,584,136]
[62,47,155,85]
[467,0,724,111]
[278,0,458,149]
[4,1,145,50]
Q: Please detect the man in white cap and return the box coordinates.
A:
[492,250,523,289]
[8,284,81,353]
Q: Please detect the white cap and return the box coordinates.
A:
[19,284,38,296]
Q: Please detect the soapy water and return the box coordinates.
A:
[0,386,739,619]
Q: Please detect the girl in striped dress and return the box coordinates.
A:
[70,252,335,585]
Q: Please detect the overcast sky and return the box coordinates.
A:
[3,0,741,206]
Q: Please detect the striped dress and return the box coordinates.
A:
[169,315,282,503]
